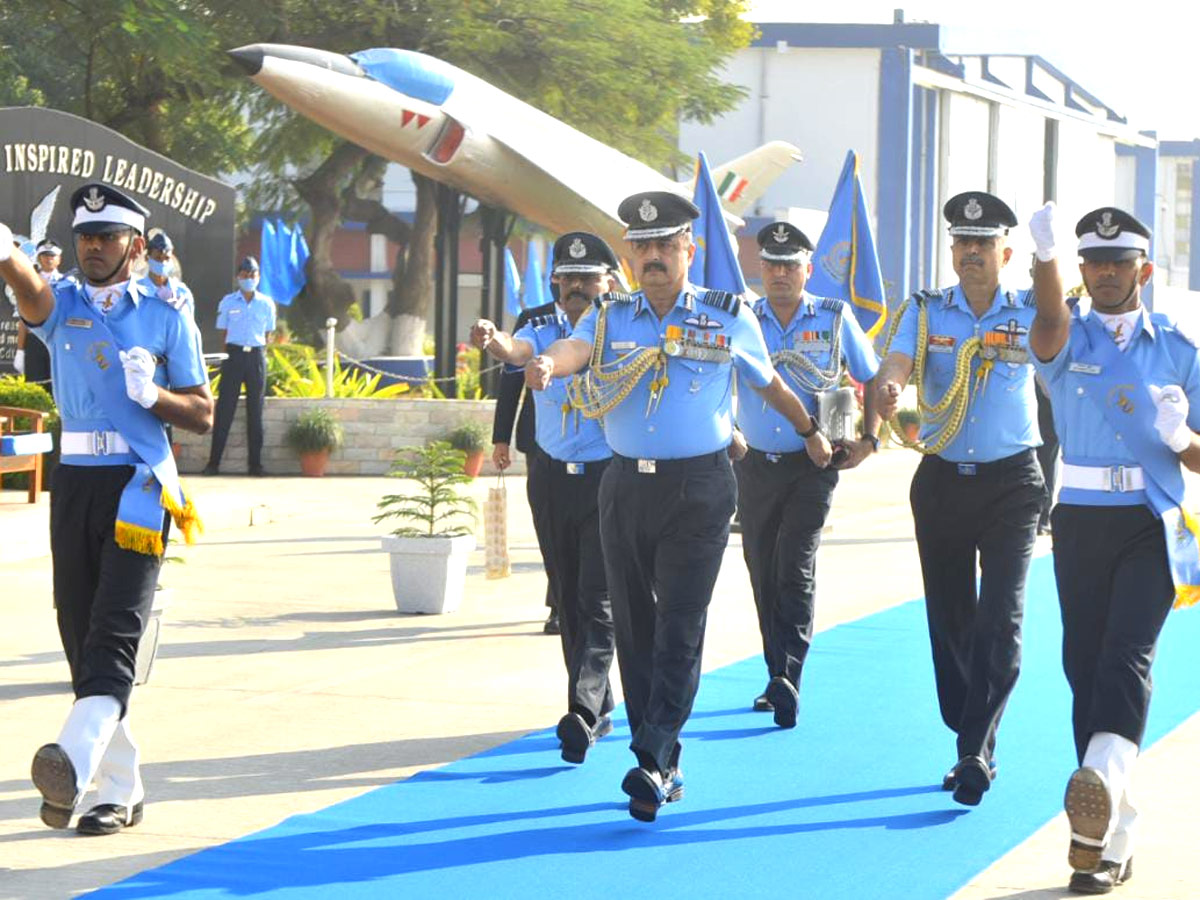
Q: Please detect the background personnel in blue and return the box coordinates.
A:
[1029,205,1200,894]
[873,191,1055,807]
[14,239,63,390]
[471,232,620,765]
[0,184,212,835]
[490,292,561,636]
[526,191,832,822]
[145,231,195,319]
[204,256,276,476]
[735,222,881,728]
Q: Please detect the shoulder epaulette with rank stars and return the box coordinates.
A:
[1021,290,1037,308]
[699,289,741,315]
[819,298,847,313]
[911,289,946,307]
[592,291,634,309]
[527,313,560,328]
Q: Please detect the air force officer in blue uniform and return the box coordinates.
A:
[525,191,832,822]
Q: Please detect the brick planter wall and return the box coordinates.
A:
[174,398,526,476]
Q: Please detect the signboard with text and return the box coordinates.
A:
[1,106,235,372]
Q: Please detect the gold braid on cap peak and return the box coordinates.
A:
[565,302,669,419]
[881,295,992,456]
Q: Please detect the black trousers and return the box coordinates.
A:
[1052,503,1175,761]
[526,448,614,720]
[910,450,1043,762]
[1035,380,1059,528]
[208,344,266,470]
[734,447,838,690]
[524,453,559,615]
[50,465,164,714]
[24,331,52,393]
[599,451,736,773]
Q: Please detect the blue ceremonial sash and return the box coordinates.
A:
[66,294,201,555]
[1073,312,1200,607]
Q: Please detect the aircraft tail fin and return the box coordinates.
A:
[695,141,803,217]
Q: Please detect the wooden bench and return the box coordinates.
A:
[0,405,54,503]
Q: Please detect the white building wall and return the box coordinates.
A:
[678,46,881,220]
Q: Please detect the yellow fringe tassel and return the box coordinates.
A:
[161,484,204,545]
[115,522,165,557]
[1174,584,1200,610]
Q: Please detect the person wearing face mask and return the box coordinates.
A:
[871,191,1057,807]
[14,239,62,390]
[471,231,620,765]
[203,256,276,476]
[144,231,194,319]
[1029,205,1200,895]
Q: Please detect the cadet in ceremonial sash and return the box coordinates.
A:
[526,191,832,822]
[1028,204,1200,894]
[0,183,213,835]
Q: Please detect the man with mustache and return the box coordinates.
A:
[471,232,620,764]
[0,183,212,834]
[525,191,831,821]
[735,222,881,727]
[872,191,1056,806]
[1028,206,1200,894]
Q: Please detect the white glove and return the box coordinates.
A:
[1148,384,1192,453]
[0,222,12,262]
[13,349,24,374]
[1029,201,1057,262]
[119,347,160,409]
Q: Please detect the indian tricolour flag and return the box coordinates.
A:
[716,170,749,203]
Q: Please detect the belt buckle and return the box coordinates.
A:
[956,463,976,476]
[1110,465,1126,493]
[566,462,584,475]
[243,345,252,353]
[91,430,108,456]
[765,453,781,464]
[637,459,656,474]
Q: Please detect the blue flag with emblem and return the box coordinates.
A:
[522,240,550,310]
[689,151,747,294]
[503,247,522,317]
[807,150,887,339]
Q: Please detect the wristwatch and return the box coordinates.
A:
[798,419,820,439]
[863,433,881,453]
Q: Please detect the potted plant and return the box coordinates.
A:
[286,407,344,477]
[374,440,478,614]
[445,420,489,477]
[896,407,921,443]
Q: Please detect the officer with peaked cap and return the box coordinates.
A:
[0,183,212,834]
[204,255,276,476]
[1028,204,1199,894]
[145,231,194,319]
[872,190,1051,806]
[14,240,63,387]
[524,190,832,821]
[735,222,881,727]
[471,231,620,764]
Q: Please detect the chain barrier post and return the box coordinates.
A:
[324,318,337,398]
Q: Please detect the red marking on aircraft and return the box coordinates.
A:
[401,110,415,127]
[417,114,430,128]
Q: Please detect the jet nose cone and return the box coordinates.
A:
[228,45,265,76]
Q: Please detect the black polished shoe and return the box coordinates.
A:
[752,685,774,712]
[31,744,79,829]
[1068,857,1132,894]
[201,464,219,476]
[765,675,799,729]
[543,611,560,635]
[77,801,144,836]
[593,714,613,741]
[951,755,995,806]
[621,765,685,822]
[942,758,998,791]
[558,713,600,764]
[1065,767,1112,874]
[248,466,267,477]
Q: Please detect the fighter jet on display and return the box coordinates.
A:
[228,44,801,247]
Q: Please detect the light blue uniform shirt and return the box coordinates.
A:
[738,293,880,453]
[29,277,208,431]
[514,309,611,463]
[1034,303,1200,507]
[155,277,195,319]
[568,283,776,459]
[891,285,1041,463]
[216,289,276,347]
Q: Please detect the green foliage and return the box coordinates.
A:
[269,347,411,399]
[896,408,921,429]
[374,441,477,538]
[285,407,344,454]
[444,420,488,454]
[455,343,484,400]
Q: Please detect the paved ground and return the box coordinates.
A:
[0,449,1196,899]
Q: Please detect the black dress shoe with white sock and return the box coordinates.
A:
[31,744,80,829]
[77,801,144,836]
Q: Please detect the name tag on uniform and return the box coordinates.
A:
[610,341,636,350]
[928,335,955,353]
[66,318,93,328]
[1068,362,1102,375]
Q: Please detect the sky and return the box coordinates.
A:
[746,1,1198,140]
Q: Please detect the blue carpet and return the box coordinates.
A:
[90,555,1200,899]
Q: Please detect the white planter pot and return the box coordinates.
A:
[134,587,172,686]
[382,534,475,614]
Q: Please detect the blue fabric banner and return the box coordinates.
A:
[689,151,746,294]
